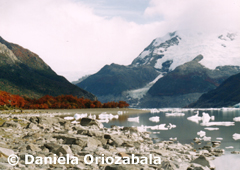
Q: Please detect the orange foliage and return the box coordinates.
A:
[0,90,129,109]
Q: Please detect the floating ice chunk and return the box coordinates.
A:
[225,146,234,149]
[137,125,147,132]
[152,124,168,130]
[71,120,80,124]
[152,132,161,134]
[150,109,161,113]
[128,116,139,123]
[98,119,109,123]
[204,127,219,131]
[169,137,177,141]
[187,111,202,123]
[202,112,211,123]
[64,116,74,120]
[233,133,240,140]
[167,123,176,129]
[233,117,240,122]
[99,113,119,120]
[88,113,96,119]
[149,116,160,122]
[201,121,235,126]
[165,112,185,117]
[216,137,223,140]
[202,136,211,141]
[197,130,206,137]
[117,111,123,115]
[74,113,88,120]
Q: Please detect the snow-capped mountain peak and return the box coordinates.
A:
[131,30,240,72]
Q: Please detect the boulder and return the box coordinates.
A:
[26,143,41,152]
[55,145,73,156]
[191,155,215,169]
[26,123,40,130]
[80,118,103,129]
[1,121,21,128]
[0,147,14,157]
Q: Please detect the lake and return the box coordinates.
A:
[100,108,240,170]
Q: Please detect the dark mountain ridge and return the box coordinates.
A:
[188,72,240,108]
[0,36,95,100]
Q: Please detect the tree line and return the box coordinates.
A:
[0,90,129,109]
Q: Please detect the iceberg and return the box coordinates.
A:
[74,113,88,120]
[197,130,206,137]
[149,116,160,122]
[98,113,119,120]
[233,116,240,122]
[64,116,74,120]
[201,121,235,126]
[204,127,219,131]
[127,116,139,123]
[233,133,240,140]
[165,112,185,117]
[187,111,202,123]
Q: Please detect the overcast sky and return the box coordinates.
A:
[0,0,239,81]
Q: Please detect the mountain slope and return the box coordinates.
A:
[139,55,240,108]
[0,36,95,100]
[75,30,240,107]
[188,72,240,108]
[77,63,158,102]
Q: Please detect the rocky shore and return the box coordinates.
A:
[0,114,224,170]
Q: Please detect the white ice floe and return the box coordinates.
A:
[150,108,161,113]
[127,116,139,123]
[187,111,215,124]
[197,130,206,137]
[149,116,160,122]
[152,132,161,134]
[167,123,176,129]
[98,119,109,123]
[98,113,119,120]
[216,137,223,140]
[169,137,177,141]
[88,113,96,119]
[233,133,240,140]
[187,111,202,123]
[202,136,211,141]
[74,113,88,120]
[117,111,123,115]
[225,146,234,149]
[71,120,80,124]
[64,116,74,120]
[137,123,175,131]
[200,121,235,127]
[204,127,219,131]
[233,116,240,122]
[165,112,185,117]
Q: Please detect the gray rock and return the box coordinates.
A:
[191,155,215,169]
[26,122,40,130]
[104,134,124,147]
[0,147,14,157]
[1,121,21,128]
[44,142,61,152]
[105,164,141,170]
[26,143,41,152]
[55,145,73,156]
[80,118,103,129]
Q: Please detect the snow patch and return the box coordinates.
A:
[154,31,240,70]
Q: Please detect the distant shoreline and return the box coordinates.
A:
[0,108,149,117]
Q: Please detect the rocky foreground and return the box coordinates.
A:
[0,115,224,170]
